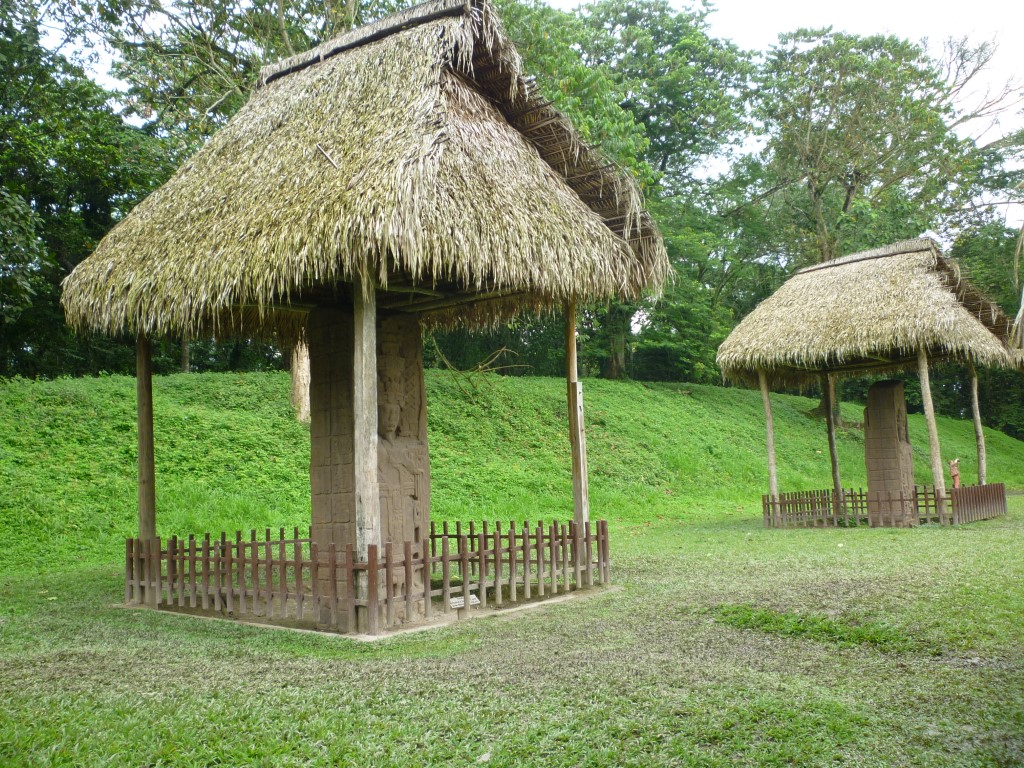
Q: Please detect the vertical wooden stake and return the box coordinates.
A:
[822,373,843,522]
[968,360,987,485]
[565,302,590,528]
[136,335,156,541]
[353,270,380,561]
[758,370,779,515]
[918,346,947,515]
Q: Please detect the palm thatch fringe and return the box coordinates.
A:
[61,0,667,341]
[717,238,1018,388]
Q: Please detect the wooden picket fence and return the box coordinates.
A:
[763,484,1007,528]
[950,483,1008,524]
[125,519,610,635]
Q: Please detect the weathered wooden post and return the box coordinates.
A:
[917,346,947,516]
[565,302,590,530]
[136,335,156,542]
[967,360,986,485]
[758,369,779,525]
[822,373,844,522]
[354,271,381,632]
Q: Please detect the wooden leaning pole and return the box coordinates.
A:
[565,302,590,528]
[758,369,779,523]
[917,345,947,514]
[822,373,844,520]
[136,335,156,541]
[967,360,987,485]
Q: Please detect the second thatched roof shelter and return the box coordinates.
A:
[62,0,668,341]
[717,238,1016,386]
[718,237,1018,517]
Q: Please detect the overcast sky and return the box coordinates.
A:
[545,0,1023,79]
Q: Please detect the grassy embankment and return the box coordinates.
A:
[1,371,1022,766]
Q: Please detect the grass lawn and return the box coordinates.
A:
[1,371,1022,766]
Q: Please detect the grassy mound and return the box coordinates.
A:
[1,372,1022,766]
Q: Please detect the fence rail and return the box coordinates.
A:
[125,519,610,635]
[762,484,1007,528]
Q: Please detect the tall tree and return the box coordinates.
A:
[747,29,1022,268]
[571,0,748,378]
[0,0,173,376]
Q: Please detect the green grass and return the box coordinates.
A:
[1,371,1023,766]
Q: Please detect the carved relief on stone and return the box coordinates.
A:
[375,314,431,611]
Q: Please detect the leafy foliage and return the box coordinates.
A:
[741,29,1022,267]
[0,0,174,376]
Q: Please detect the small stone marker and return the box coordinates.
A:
[449,594,481,610]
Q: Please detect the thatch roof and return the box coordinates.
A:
[62,0,667,340]
[717,238,1018,387]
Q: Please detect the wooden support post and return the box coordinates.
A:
[353,271,381,561]
[353,271,380,630]
[136,335,156,541]
[968,360,987,485]
[758,370,779,519]
[822,373,843,522]
[565,302,590,528]
[917,346,947,515]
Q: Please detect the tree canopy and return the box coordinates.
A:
[3,0,1023,433]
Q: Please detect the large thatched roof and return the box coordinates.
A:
[62,0,667,340]
[717,238,1018,387]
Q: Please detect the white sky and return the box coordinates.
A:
[545,0,1023,81]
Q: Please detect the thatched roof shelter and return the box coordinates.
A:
[717,238,1016,387]
[60,0,653,617]
[62,0,668,341]
[717,238,1019,514]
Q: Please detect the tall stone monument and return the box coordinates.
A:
[863,380,916,526]
[307,307,429,628]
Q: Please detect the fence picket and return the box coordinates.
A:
[441,535,451,614]
[310,541,320,624]
[328,542,338,630]
[367,545,380,636]
[344,544,356,632]
[459,536,470,619]
[404,541,414,622]
[294,535,304,621]
[508,523,517,604]
[385,542,395,629]
[493,522,503,607]
[422,543,432,621]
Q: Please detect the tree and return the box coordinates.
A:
[0,0,174,376]
[571,0,748,379]
[748,29,1022,268]
[577,0,748,192]
[0,186,48,325]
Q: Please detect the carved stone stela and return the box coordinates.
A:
[863,380,916,526]
[307,307,430,624]
[376,314,430,603]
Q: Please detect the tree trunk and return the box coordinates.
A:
[602,303,632,380]
[290,341,311,423]
[606,333,626,380]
